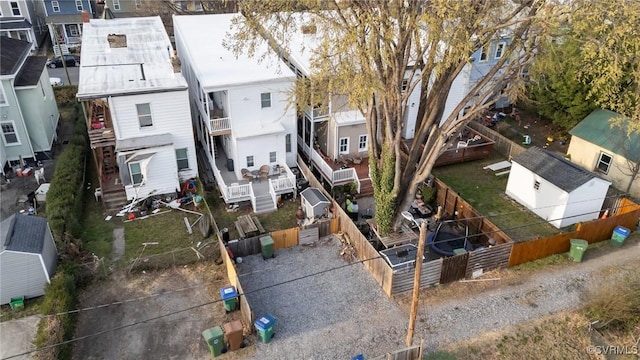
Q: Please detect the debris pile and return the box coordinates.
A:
[335,231,356,262]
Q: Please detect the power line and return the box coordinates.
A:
[2,255,383,360]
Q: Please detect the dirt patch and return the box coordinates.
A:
[492,110,570,155]
[72,262,237,360]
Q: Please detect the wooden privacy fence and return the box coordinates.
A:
[465,242,513,278]
[391,258,442,294]
[371,345,422,360]
[468,120,526,160]
[509,198,640,266]
[434,178,512,244]
[333,199,395,296]
[440,252,469,284]
[218,238,254,332]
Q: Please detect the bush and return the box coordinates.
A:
[53,86,78,107]
[584,270,640,332]
[46,110,87,252]
[33,264,78,360]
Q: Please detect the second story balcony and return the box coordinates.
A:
[86,99,115,149]
[304,105,329,122]
[206,91,232,135]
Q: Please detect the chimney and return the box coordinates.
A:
[81,10,90,23]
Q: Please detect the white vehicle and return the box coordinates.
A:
[49,77,63,86]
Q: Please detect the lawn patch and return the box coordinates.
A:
[433,154,558,241]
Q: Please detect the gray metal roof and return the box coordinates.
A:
[0,17,31,30]
[116,133,173,152]
[1,214,48,254]
[512,146,607,193]
[300,187,330,207]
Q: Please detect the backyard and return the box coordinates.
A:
[432,153,559,241]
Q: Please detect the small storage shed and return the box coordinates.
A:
[0,214,58,305]
[505,147,611,228]
[300,187,330,219]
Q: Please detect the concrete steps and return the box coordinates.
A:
[103,189,128,213]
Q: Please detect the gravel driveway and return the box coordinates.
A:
[237,236,408,359]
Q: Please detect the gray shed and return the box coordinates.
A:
[0,214,58,305]
[300,188,330,219]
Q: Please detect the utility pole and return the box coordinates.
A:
[406,221,427,347]
[51,25,72,85]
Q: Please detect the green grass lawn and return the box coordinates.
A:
[123,207,210,268]
[433,154,559,241]
[206,190,298,240]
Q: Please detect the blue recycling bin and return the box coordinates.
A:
[220,285,238,312]
[611,226,631,247]
[254,313,276,343]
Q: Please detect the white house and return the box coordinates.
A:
[173,13,297,213]
[0,214,57,305]
[505,146,611,229]
[77,16,198,211]
[1,37,60,175]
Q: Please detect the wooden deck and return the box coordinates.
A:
[367,219,419,248]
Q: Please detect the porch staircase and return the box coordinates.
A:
[254,194,277,214]
[102,186,128,213]
[356,178,374,198]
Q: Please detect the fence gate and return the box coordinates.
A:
[299,227,319,245]
[439,252,469,284]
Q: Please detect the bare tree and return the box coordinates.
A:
[227,0,556,235]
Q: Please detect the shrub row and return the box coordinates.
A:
[33,264,78,360]
[46,103,87,252]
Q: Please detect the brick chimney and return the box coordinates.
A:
[81,10,90,23]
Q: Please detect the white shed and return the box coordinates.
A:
[0,214,58,305]
[300,188,330,219]
[505,147,611,228]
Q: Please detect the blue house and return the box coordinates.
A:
[43,0,97,51]
[0,0,49,52]
[468,36,513,109]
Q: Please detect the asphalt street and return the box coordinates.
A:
[47,65,79,86]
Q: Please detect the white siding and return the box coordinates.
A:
[505,162,569,228]
[562,179,610,228]
[41,224,58,277]
[401,69,423,140]
[440,64,471,127]
[109,89,198,199]
[0,251,49,305]
[235,135,285,179]
[123,146,181,200]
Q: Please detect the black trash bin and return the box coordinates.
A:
[227,158,234,171]
[221,228,230,244]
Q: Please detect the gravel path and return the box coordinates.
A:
[237,236,408,359]
[416,240,640,352]
[235,235,639,359]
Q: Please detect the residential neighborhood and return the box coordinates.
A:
[0,2,639,360]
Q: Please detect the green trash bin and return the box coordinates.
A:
[610,226,631,247]
[219,285,238,312]
[254,313,276,343]
[260,235,275,260]
[202,326,226,357]
[569,239,588,262]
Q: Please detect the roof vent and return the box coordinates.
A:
[107,34,127,48]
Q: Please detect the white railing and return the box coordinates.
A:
[250,186,256,211]
[333,167,356,183]
[212,164,251,203]
[311,147,336,182]
[268,182,277,209]
[305,106,329,121]
[209,117,231,134]
[269,176,295,193]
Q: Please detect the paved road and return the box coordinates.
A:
[47,65,79,86]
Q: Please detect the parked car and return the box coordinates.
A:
[46,55,80,68]
[49,77,63,86]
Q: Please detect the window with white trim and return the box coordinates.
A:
[339,137,349,154]
[129,162,143,185]
[1,121,20,145]
[260,92,271,108]
[0,86,7,106]
[479,47,487,62]
[247,156,254,167]
[596,152,613,174]
[112,0,120,10]
[52,1,60,12]
[401,79,408,93]
[175,148,189,170]
[495,42,506,59]
[358,135,368,152]
[533,180,540,190]
[285,134,292,152]
[67,24,80,37]
[10,2,21,16]
[75,0,83,11]
[269,151,276,163]
[136,103,153,128]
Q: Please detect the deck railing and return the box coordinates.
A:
[310,147,361,192]
[304,106,329,121]
[212,164,251,203]
[209,117,231,134]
